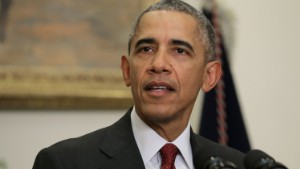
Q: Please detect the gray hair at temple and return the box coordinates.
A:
[127,0,216,62]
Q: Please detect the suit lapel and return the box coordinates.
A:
[97,108,145,169]
[190,128,206,156]
[97,110,204,169]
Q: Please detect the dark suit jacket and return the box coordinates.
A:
[33,108,245,169]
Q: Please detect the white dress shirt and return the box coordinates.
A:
[131,107,195,169]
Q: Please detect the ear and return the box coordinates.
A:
[121,55,131,87]
[202,60,222,92]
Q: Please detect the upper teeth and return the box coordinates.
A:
[152,86,167,89]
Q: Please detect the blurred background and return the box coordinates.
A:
[0,0,299,169]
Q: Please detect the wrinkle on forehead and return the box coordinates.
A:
[131,10,203,54]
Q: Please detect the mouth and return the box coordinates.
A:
[144,81,175,93]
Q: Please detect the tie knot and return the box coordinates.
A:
[160,143,179,169]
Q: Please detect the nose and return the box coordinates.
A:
[148,51,172,74]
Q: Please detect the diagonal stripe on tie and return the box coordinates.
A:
[160,143,179,169]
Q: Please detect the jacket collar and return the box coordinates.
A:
[97,108,145,169]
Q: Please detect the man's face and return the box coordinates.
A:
[122,11,209,125]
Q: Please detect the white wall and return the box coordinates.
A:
[226,1,300,168]
[0,110,125,169]
[0,0,299,169]
[190,0,300,168]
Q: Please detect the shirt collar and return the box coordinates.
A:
[131,106,194,169]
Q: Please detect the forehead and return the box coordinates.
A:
[133,10,201,44]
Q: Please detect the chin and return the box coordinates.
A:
[138,104,177,123]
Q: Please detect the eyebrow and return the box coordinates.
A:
[133,38,194,53]
[171,39,194,52]
[134,38,156,49]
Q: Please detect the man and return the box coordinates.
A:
[33,0,245,169]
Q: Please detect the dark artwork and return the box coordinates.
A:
[0,0,149,109]
[0,0,141,68]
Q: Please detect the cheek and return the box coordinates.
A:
[130,61,146,85]
[179,66,204,89]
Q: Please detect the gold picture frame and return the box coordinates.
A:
[0,0,157,109]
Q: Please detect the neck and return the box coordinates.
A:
[145,117,190,142]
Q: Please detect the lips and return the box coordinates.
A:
[144,81,175,92]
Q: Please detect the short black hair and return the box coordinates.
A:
[128,0,216,62]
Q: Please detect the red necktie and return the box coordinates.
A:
[160,143,179,169]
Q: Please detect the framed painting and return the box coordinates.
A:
[0,0,158,109]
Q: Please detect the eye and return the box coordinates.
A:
[142,47,152,52]
[172,47,189,55]
[176,48,185,54]
[137,46,154,53]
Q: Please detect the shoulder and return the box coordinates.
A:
[40,109,132,154]
[33,110,133,169]
[46,126,109,153]
[33,124,123,169]
[191,133,245,169]
[33,126,111,169]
